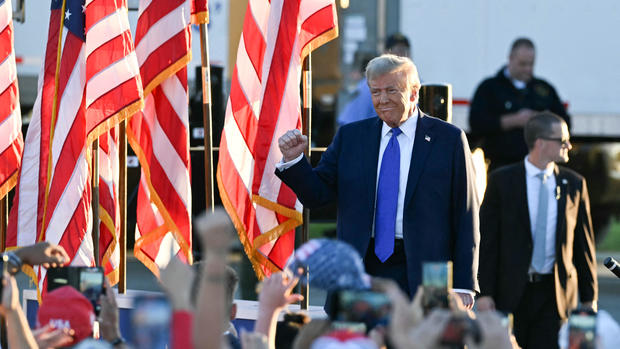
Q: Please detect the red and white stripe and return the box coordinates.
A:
[98,127,121,285]
[7,0,142,293]
[0,0,23,199]
[128,0,192,275]
[84,0,142,141]
[217,0,338,278]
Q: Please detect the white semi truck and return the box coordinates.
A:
[12,0,620,240]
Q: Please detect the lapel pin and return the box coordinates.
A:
[425,135,431,142]
[562,179,568,185]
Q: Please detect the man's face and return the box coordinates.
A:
[369,71,417,128]
[540,122,572,163]
[508,46,535,82]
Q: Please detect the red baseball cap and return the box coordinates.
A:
[37,286,96,345]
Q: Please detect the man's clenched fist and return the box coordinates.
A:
[278,129,308,162]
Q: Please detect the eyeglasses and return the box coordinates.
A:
[540,137,571,146]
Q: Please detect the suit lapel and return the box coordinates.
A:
[364,118,383,211]
[404,113,434,206]
[554,165,568,250]
[515,163,533,242]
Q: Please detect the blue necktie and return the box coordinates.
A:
[375,128,402,262]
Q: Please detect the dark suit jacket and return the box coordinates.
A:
[275,113,480,294]
[479,162,598,319]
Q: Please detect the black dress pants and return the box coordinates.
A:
[364,238,410,296]
[513,276,563,349]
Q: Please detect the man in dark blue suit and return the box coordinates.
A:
[275,54,479,306]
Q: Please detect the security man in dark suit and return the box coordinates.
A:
[478,112,597,349]
[469,37,570,172]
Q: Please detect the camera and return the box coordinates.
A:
[47,267,104,314]
[130,294,172,349]
[329,289,392,333]
[439,315,482,347]
[568,308,597,349]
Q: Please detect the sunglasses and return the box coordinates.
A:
[540,137,571,146]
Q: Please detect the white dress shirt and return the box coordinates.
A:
[524,156,557,274]
[504,67,527,90]
[372,108,418,239]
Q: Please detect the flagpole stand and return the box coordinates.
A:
[92,139,100,267]
[300,54,312,310]
[198,23,214,213]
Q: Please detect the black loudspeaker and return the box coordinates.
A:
[190,65,225,147]
[418,83,452,123]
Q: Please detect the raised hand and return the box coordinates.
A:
[195,208,235,252]
[278,129,308,162]
[15,241,70,268]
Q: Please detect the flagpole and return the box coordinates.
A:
[300,53,312,310]
[198,23,214,213]
[0,196,7,251]
[119,121,127,293]
[92,140,100,266]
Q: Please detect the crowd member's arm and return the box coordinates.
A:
[466,311,515,349]
[98,279,129,349]
[13,241,70,268]
[382,282,424,349]
[160,256,196,349]
[193,208,236,349]
[32,323,74,349]
[0,273,38,349]
[254,272,303,349]
[240,330,269,349]
[404,309,452,349]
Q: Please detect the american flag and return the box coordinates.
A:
[7,0,143,293]
[190,0,208,25]
[127,0,192,275]
[0,0,23,199]
[98,127,121,285]
[217,0,338,278]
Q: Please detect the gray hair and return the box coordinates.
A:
[365,54,421,92]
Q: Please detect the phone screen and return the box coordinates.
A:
[568,311,596,349]
[79,268,104,298]
[422,261,452,312]
[333,290,391,332]
[79,268,104,315]
[130,295,172,349]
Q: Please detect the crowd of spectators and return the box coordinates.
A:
[1,208,617,348]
